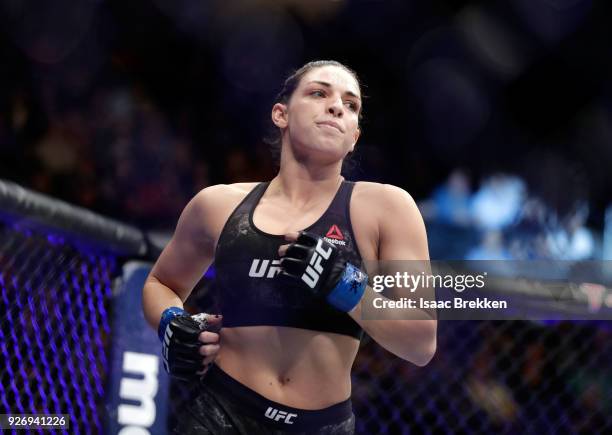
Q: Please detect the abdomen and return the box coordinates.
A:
[214,325,359,409]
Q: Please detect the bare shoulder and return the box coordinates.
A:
[192,182,259,205]
[349,181,418,260]
[180,182,261,243]
[353,181,428,259]
[352,181,419,211]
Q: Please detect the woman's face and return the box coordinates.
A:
[273,65,362,164]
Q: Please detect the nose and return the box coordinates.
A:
[327,96,344,117]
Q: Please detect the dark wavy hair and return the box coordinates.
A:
[264,60,364,173]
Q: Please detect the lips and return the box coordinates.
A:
[317,121,343,133]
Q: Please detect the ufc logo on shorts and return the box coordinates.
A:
[301,239,332,288]
[264,407,298,424]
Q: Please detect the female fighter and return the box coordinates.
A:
[142,60,436,434]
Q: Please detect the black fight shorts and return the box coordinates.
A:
[172,364,355,435]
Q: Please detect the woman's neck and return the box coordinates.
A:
[271,163,343,207]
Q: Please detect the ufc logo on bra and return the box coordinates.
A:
[264,407,298,424]
[302,239,332,288]
[248,259,282,278]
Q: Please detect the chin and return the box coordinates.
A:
[310,141,346,159]
[291,135,347,161]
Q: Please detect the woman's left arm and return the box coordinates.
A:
[348,184,436,367]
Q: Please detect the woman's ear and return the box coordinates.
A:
[351,128,361,152]
[272,103,288,128]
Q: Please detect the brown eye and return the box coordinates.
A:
[345,101,358,112]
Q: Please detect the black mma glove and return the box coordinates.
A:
[158,308,220,381]
[280,231,368,312]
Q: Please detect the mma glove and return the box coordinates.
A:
[158,307,220,381]
[280,231,368,312]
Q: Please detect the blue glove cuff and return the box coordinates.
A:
[158,306,187,341]
[326,263,368,312]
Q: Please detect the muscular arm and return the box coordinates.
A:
[142,187,219,330]
[348,185,437,366]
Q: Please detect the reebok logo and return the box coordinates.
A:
[324,224,346,246]
[325,224,344,240]
[264,407,298,424]
[301,239,332,288]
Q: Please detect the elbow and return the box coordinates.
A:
[142,275,164,330]
[413,336,436,367]
[141,281,156,330]
[411,320,437,367]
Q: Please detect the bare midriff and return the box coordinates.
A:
[214,325,360,410]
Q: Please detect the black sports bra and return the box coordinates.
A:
[213,181,364,339]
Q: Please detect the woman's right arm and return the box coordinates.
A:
[142,187,220,330]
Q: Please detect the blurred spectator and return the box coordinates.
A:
[547,202,595,260]
[471,174,526,230]
[225,149,256,183]
[507,197,552,259]
[419,168,472,226]
[23,79,216,229]
[515,197,548,234]
[422,169,601,262]
[466,230,513,260]
[604,205,612,262]
[35,118,79,176]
